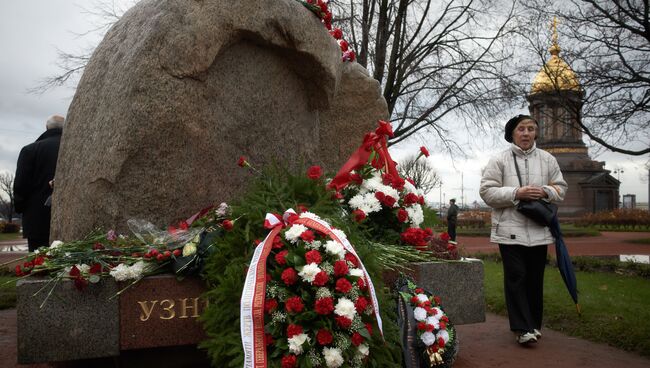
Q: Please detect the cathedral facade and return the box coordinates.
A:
[526,26,619,217]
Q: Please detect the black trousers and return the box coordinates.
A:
[447,220,457,241]
[498,243,547,332]
[27,238,49,252]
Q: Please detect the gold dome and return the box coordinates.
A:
[530,20,581,94]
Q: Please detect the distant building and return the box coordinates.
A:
[526,20,619,217]
[622,194,636,209]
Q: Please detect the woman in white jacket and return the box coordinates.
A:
[480,115,567,345]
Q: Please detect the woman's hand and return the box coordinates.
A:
[515,186,548,201]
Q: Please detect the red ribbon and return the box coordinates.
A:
[327,122,400,191]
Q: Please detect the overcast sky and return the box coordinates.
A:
[1,1,648,206]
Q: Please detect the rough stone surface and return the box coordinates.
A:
[51,0,387,241]
[385,259,486,325]
[119,275,207,350]
[17,278,120,363]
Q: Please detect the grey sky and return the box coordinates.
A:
[0,0,647,205]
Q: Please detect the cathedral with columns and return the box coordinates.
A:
[526,20,620,217]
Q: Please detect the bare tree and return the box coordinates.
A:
[397,155,440,194]
[518,0,650,156]
[331,0,520,152]
[0,172,15,222]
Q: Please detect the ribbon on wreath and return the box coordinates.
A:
[327,120,400,191]
[240,210,384,368]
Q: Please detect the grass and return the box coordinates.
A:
[0,275,17,310]
[449,223,601,237]
[0,232,22,242]
[483,259,650,358]
[626,238,650,245]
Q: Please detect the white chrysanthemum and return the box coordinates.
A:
[348,192,382,214]
[426,316,440,329]
[406,205,424,227]
[324,240,345,259]
[416,294,429,303]
[413,307,428,321]
[323,347,344,368]
[349,268,364,277]
[288,333,310,355]
[300,211,321,220]
[403,180,420,195]
[49,240,63,248]
[437,329,450,344]
[128,261,147,279]
[359,172,383,192]
[299,263,321,283]
[216,202,230,217]
[284,224,308,243]
[331,229,348,241]
[357,343,370,357]
[334,297,357,320]
[420,331,436,346]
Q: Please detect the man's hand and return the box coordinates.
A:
[515,186,548,201]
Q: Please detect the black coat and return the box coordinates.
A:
[13,128,62,240]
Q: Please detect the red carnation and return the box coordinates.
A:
[329,28,343,40]
[281,268,298,285]
[285,296,304,313]
[345,252,360,268]
[366,322,373,336]
[440,232,451,242]
[438,337,446,347]
[401,227,431,247]
[420,146,430,157]
[382,173,393,185]
[419,195,425,205]
[332,191,344,200]
[89,263,102,274]
[307,165,323,180]
[222,219,234,231]
[434,296,442,305]
[415,288,424,294]
[333,260,349,277]
[265,333,274,346]
[287,324,303,338]
[335,316,352,329]
[275,250,289,266]
[426,324,435,332]
[392,176,406,190]
[417,322,427,331]
[305,249,322,264]
[440,321,447,330]
[357,277,367,290]
[411,295,420,304]
[272,236,285,249]
[404,193,419,206]
[281,355,297,368]
[314,297,335,315]
[297,204,309,213]
[92,242,104,250]
[300,230,316,243]
[352,209,366,222]
[335,278,353,293]
[376,120,394,137]
[317,329,334,345]
[383,195,396,207]
[312,271,329,286]
[33,256,45,266]
[338,39,349,52]
[374,191,386,202]
[355,296,369,313]
[15,265,24,276]
[237,156,248,167]
[397,208,409,223]
[351,332,364,346]
[265,299,278,314]
[350,173,363,185]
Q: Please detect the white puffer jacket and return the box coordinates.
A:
[480,143,567,246]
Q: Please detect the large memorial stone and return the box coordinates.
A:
[51,0,388,241]
[385,259,486,325]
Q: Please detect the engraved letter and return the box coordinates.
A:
[160,299,176,320]
[138,300,158,322]
[179,298,200,319]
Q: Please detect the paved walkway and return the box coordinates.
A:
[1,234,649,367]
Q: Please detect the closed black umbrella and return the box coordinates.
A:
[549,216,580,314]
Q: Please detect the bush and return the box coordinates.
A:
[574,209,650,230]
[0,222,20,233]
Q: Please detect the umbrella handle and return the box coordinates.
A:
[576,303,581,316]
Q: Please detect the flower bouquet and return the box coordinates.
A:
[396,276,457,368]
[241,210,383,368]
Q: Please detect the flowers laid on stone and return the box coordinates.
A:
[298,0,356,62]
[241,209,383,368]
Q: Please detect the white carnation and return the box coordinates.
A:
[300,211,321,220]
[436,329,450,344]
[416,294,429,303]
[431,307,443,319]
[284,224,308,243]
[49,240,63,249]
[323,347,344,368]
[413,307,428,322]
[299,263,321,283]
[288,333,310,355]
[426,316,440,329]
[357,343,370,357]
[324,240,345,259]
[109,263,130,281]
[349,268,364,277]
[334,297,357,320]
[76,264,90,274]
[420,331,436,346]
[406,205,424,227]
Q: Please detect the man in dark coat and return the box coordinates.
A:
[447,198,459,241]
[14,115,64,251]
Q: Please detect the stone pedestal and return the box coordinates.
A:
[385,258,486,325]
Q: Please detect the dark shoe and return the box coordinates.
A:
[517,332,537,344]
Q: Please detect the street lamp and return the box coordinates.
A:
[613,169,624,182]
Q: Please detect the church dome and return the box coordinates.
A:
[530,43,581,94]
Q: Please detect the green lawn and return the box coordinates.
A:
[0,275,17,310]
[483,259,650,357]
[0,232,22,242]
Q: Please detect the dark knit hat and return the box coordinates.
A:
[504,114,538,143]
